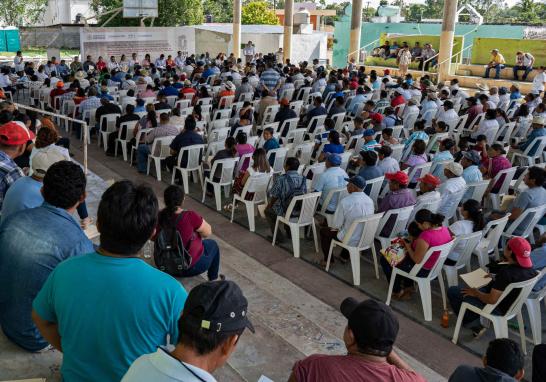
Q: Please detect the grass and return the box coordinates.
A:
[0,47,80,58]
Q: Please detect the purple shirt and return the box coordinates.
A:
[235,144,255,171]
[405,154,428,183]
[379,188,416,212]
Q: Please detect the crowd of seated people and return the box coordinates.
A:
[0,48,545,381]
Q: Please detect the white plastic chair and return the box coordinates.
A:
[114,121,136,161]
[230,173,272,232]
[386,240,455,321]
[267,147,289,175]
[425,133,448,155]
[202,158,239,211]
[462,180,490,204]
[365,176,384,209]
[473,214,511,269]
[487,167,517,210]
[452,273,542,355]
[408,196,442,225]
[98,113,120,151]
[325,213,384,284]
[303,162,326,190]
[389,144,405,162]
[294,142,314,166]
[317,187,348,227]
[407,162,432,185]
[146,136,175,181]
[129,128,152,165]
[171,144,206,193]
[501,205,546,245]
[278,118,299,138]
[443,231,483,287]
[525,269,546,345]
[512,136,546,167]
[272,192,322,258]
[374,205,414,249]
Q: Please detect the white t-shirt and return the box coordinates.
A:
[378,157,400,174]
[448,220,474,261]
[121,348,217,382]
[533,72,546,93]
[472,118,499,143]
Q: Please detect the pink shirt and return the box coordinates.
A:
[235,144,255,171]
[293,354,426,382]
[418,226,452,270]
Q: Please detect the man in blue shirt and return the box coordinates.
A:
[348,87,367,116]
[304,96,327,127]
[166,116,205,171]
[314,154,348,213]
[262,127,280,166]
[159,80,179,97]
[32,180,188,382]
[358,150,383,181]
[0,161,94,352]
[260,63,281,93]
[515,115,546,156]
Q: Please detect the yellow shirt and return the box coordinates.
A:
[490,53,505,65]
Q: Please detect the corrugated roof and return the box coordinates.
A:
[193,23,284,35]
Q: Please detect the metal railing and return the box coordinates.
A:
[346,38,380,64]
[420,52,440,77]
[420,41,464,77]
[14,102,89,174]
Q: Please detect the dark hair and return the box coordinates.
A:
[236,132,247,144]
[490,143,506,154]
[324,118,335,130]
[528,166,546,187]
[382,128,393,137]
[443,100,453,109]
[264,127,274,135]
[35,126,59,148]
[485,339,524,377]
[42,161,86,209]
[414,209,445,227]
[436,121,447,131]
[224,136,237,156]
[414,120,425,131]
[485,109,496,120]
[285,157,300,171]
[97,181,158,255]
[407,221,422,238]
[441,138,455,151]
[185,115,197,130]
[328,130,340,145]
[157,185,184,241]
[177,313,244,355]
[412,139,426,155]
[360,150,377,166]
[125,104,135,114]
[462,199,484,232]
[377,145,392,157]
[518,104,529,117]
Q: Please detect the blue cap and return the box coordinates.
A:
[326,153,342,166]
[345,176,366,190]
[363,129,375,137]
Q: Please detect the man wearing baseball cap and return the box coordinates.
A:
[122,280,253,382]
[1,148,65,219]
[438,161,466,218]
[289,298,425,381]
[361,128,381,151]
[448,237,538,337]
[0,121,34,209]
[314,154,348,213]
[319,176,374,265]
[379,171,416,213]
[415,173,441,207]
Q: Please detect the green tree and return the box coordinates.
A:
[203,0,233,23]
[405,4,426,21]
[90,0,203,26]
[512,0,541,23]
[241,1,278,24]
[0,0,47,26]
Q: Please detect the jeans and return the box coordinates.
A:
[137,143,150,173]
[484,64,505,79]
[77,202,89,220]
[178,239,220,281]
[533,344,546,382]
[380,256,429,294]
[513,65,532,80]
[447,285,500,325]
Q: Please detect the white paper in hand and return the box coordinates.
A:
[460,268,492,289]
[257,376,275,382]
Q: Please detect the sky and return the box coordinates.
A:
[322,0,521,7]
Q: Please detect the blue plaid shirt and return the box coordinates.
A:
[268,171,307,215]
[260,69,280,90]
[78,96,102,117]
[0,150,24,210]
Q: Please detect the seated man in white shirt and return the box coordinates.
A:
[415,173,441,208]
[434,100,458,128]
[438,162,467,218]
[319,176,374,266]
[376,145,400,174]
[122,280,254,382]
[314,154,349,213]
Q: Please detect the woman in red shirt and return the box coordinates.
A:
[156,185,222,280]
[96,56,106,72]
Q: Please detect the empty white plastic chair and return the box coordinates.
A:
[202,158,239,211]
[171,144,206,193]
[325,213,384,284]
[473,214,511,269]
[146,136,175,181]
[512,136,546,167]
[501,205,546,245]
[272,192,322,258]
[452,273,542,355]
[386,241,456,321]
[443,231,483,287]
[462,180,490,204]
[267,147,289,175]
[230,173,272,232]
[303,162,326,190]
[524,268,546,345]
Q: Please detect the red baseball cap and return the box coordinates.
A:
[384,69,391,75]
[370,112,383,123]
[0,121,35,146]
[279,98,290,106]
[385,171,409,186]
[418,173,441,187]
[507,237,533,268]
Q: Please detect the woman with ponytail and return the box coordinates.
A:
[380,208,452,300]
[445,199,484,266]
[156,185,222,280]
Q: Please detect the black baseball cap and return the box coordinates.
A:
[340,298,398,356]
[184,280,254,334]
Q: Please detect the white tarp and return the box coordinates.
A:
[80,27,196,61]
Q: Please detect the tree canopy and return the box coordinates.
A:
[241,1,278,25]
[0,0,47,26]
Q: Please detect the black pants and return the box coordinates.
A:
[319,227,348,261]
[533,344,546,382]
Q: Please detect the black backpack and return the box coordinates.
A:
[154,212,193,276]
[282,175,306,217]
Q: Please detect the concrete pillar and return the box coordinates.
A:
[348,0,363,63]
[232,0,242,59]
[437,0,458,83]
[283,0,294,63]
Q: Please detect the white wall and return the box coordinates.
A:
[292,32,328,63]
